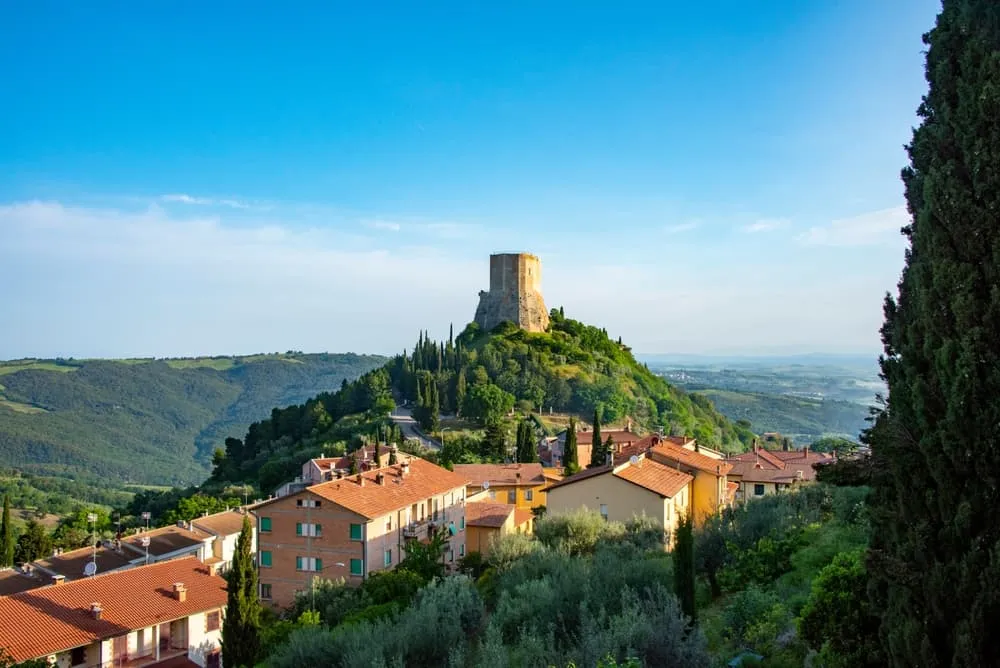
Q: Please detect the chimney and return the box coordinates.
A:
[358,474,366,487]
[401,461,410,476]
[172,582,187,602]
[176,520,187,529]
[804,446,809,456]
[625,419,632,433]
[90,603,103,620]
[796,470,804,481]
[753,438,759,453]
[376,472,385,486]
[51,574,65,586]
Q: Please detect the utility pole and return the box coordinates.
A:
[86,513,97,575]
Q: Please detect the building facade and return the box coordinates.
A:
[452,463,548,509]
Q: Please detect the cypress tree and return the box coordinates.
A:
[222,515,261,667]
[589,409,604,468]
[564,417,580,474]
[673,510,696,624]
[455,371,467,417]
[866,2,1000,665]
[428,380,440,433]
[0,495,12,568]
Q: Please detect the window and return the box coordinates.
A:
[350,558,363,576]
[296,556,322,571]
[386,517,392,531]
[260,583,272,599]
[525,489,533,502]
[296,499,321,508]
[384,549,392,567]
[599,504,608,521]
[206,610,221,631]
[507,490,517,504]
[460,544,465,557]
[70,647,86,666]
[260,550,272,567]
[459,516,465,530]
[754,484,765,496]
[296,523,322,537]
[448,549,454,562]
[350,523,363,540]
[296,522,301,536]
[260,517,272,532]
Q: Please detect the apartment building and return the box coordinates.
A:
[255,456,469,609]
[452,463,548,509]
[0,557,226,668]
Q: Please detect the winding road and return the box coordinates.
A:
[390,406,442,450]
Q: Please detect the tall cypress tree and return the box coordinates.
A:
[0,495,12,568]
[673,510,696,624]
[564,417,580,474]
[455,371,467,417]
[866,2,1000,665]
[222,515,261,668]
[589,409,604,468]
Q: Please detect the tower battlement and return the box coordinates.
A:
[474,253,550,333]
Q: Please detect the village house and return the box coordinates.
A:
[464,502,534,559]
[274,445,395,497]
[0,557,226,668]
[642,437,734,525]
[254,455,469,609]
[538,421,646,468]
[726,443,835,500]
[544,452,693,548]
[452,463,548,509]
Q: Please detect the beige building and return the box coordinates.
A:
[254,456,469,609]
[544,453,693,547]
[464,502,534,559]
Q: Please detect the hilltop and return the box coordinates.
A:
[0,352,386,498]
[211,310,754,492]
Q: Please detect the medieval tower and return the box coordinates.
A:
[473,252,550,333]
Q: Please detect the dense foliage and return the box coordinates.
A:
[0,353,385,495]
[864,1,1000,665]
[222,516,262,668]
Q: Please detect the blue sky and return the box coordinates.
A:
[0,1,940,358]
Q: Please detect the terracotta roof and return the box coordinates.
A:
[452,463,545,487]
[570,430,645,444]
[122,524,208,558]
[191,509,251,537]
[0,569,43,597]
[313,445,392,472]
[34,546,134,580]
[0,558,225,662]
[513,509,534,527]
[728,448,787,469]
[614,459,693,498]
[465,502,515,528]
[543,464,615,492]
[650,440,733,476]
[299,457,469,520]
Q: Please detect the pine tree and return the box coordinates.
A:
[515,421,537,464]
[673,510,696,624]
[0,495,12,568]
[455,371,467,417]
[564,417,580,474]
[589,409,604,468]
[866,3,1000,665]
[222,515,261,668]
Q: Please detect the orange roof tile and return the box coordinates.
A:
[0,569,43,597]
[122,524,208,558]
[299,457,469,520]
[191,509,251,537]
[34,545,134,580]
[614,459,693,498]
[465,502,515,528]
[513,509,534,527]
[650,440,733,476]
[543,464,614,492]
[0,557,225,662]
[452,463,545,487]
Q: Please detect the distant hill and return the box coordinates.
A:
[0,353,386,488]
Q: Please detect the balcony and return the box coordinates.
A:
[402,519,430,539]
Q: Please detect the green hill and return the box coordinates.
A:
[211,311,754,492]
[0,353,386,490]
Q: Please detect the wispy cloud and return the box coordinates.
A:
[742,218,790,233]
[664,221,700,234]
[160,193,255,210]
[364,219,402,232]
[797,206,908,247]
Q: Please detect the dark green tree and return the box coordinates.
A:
[516,420,538,463]
[398,533,447,581]
[388,448,398,466]
[564,417,580,474]
[483,420,506,461]
[673,510,696,624]
[865,2,1000,665]
[0,495,12,568]
[222,516,261,668]
[14,520,52,565]
[455,371,467,417]
[589,409,606,468]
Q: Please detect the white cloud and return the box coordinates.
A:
[742,218,790,233]
[797,206,908,247]
[364,219,402,232]
[664,221,700,234]
[161,193,254,210]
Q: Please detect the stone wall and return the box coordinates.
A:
[474,253,550,333]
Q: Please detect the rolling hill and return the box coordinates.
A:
[0,353,386,489]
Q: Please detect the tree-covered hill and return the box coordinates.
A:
[0,353,386,488]
[213,310,754,492]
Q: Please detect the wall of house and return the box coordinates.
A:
[466,511,515,560]
[54,640,101,668]
[736,480,783,499]
[547,474,670,529]
[256,491,366,609]
[476,484,546,509]
[187,610,223,668]
[690,472,725,526]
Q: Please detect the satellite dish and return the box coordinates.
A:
[629,455,640,466]
[83,562,97,577]
[482,481,490,490]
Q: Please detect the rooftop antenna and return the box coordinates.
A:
[141,536,151,565]
[629,455,639,466]
[141,511,151,532]
[86,513,98,575]
[83,561,97,578]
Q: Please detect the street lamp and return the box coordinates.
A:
[440,427,451,449]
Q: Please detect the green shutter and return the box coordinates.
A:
[350,523,362,540]
[296,522,302,536]
[315,524,322,536]
[315,558,322,572]
[459,517,465,530]
[260,517,272,532]
[296,556,303,570]
[350,558,363,575]
[260,551,272,567]
[384,550,391,566]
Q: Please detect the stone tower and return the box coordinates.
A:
[474,253,550,333]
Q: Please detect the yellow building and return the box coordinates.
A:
[453,463,548,509]
[464,502,534,559]
[645,438,734,526]
[543,454,693,548]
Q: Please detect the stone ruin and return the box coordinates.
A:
[473,253,550,333]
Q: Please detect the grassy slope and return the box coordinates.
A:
[0,353,386,489]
